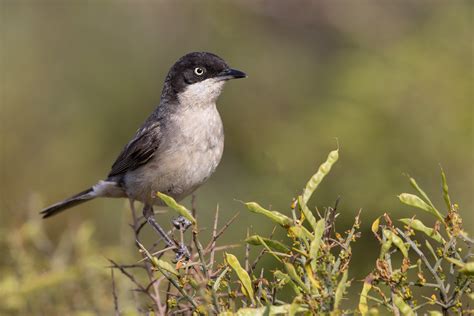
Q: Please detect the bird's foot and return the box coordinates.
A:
[143,206,192,262]
[174,243,191,262]
[172,215,192,231]
[172,216,192,261]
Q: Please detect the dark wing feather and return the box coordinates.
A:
[108,123,161,178]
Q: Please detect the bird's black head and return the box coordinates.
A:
[161,52,246,103]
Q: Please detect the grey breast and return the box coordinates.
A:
[123,103,224,205]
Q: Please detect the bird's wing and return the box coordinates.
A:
[107,122,161,178]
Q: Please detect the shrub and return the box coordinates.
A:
[112,149,472,315]
[0,150,471,315]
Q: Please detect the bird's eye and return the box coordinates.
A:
[194,67,204,76]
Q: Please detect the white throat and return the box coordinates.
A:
[178,78,226,107]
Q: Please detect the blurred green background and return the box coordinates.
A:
[1,0,472,314]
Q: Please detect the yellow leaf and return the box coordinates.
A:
[225,253,255,305]
[156,192,195,224]
[371,217,380,234]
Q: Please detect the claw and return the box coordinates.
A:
[175,243,191,262]
[142,205,191,262]
[172,215,192,231]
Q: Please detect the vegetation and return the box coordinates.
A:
[1,2,471,315]
[1,150,471,315]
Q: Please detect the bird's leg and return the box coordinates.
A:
[143,204,175,248]
[142,205,190,261]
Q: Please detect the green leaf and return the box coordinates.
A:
[359,278,372,315]
[225,253,255,305]
[245,235,289,253]
[304,263,321,294]
[334,269,349,311]
[273,270,289,283]
[383,229,408,258]
[245,202,293,228]
[136,240,179,276]
[380,239,392,259]
[425,240,437,260]
[460,262,474,275]
[399,218,444,243]
[445,258,474,275]
[393,294,415,316]
[213,267,230,292]
[262,305,271,316]
[288,225,313,241]
[151,258,179,276]
[302,149,339,205]
[398,193,444,221]
[440,167,452,212]
[445,257,464,267]
[298,196,318,231]
[245,235,284,263]
[284,262,310,293]
[156,192,196,224]
[309,219,325,270]
[273,270,300,294]
[407,176,436,209]
[289,301,300,316]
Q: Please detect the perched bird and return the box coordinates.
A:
[41,52,246,254]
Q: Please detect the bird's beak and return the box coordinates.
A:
[218,68,247,80]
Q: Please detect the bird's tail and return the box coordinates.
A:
[40,188,96,218]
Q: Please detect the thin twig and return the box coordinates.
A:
[380,231,400,316]
[164,280,172,315]
[192,230,223,314]
[447,277,471,308]
[110,268,120,316]
[245,228,250,272]
[324,196,341,240]
[193,227,209,279]
[421,296,449,309]
[250,249,265,274]
[145,276,165,293]
[250,227,277,273]
[131,220,147,238]
[396,228,449,304]
[128,200,162,313]
[205,211,240,251]
[108,263,147,270]
[365,294,388,307]
[159,266,198,309]
[201,244,240,259]
[147,246,177,259]
[331,209,361,275]
[108,259,156,302]
[209,205,220,271]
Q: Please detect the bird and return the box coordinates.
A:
[40,52,246,255]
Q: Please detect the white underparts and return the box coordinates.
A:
[93,180,125,198]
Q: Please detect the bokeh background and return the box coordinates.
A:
[1,0,472,314]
